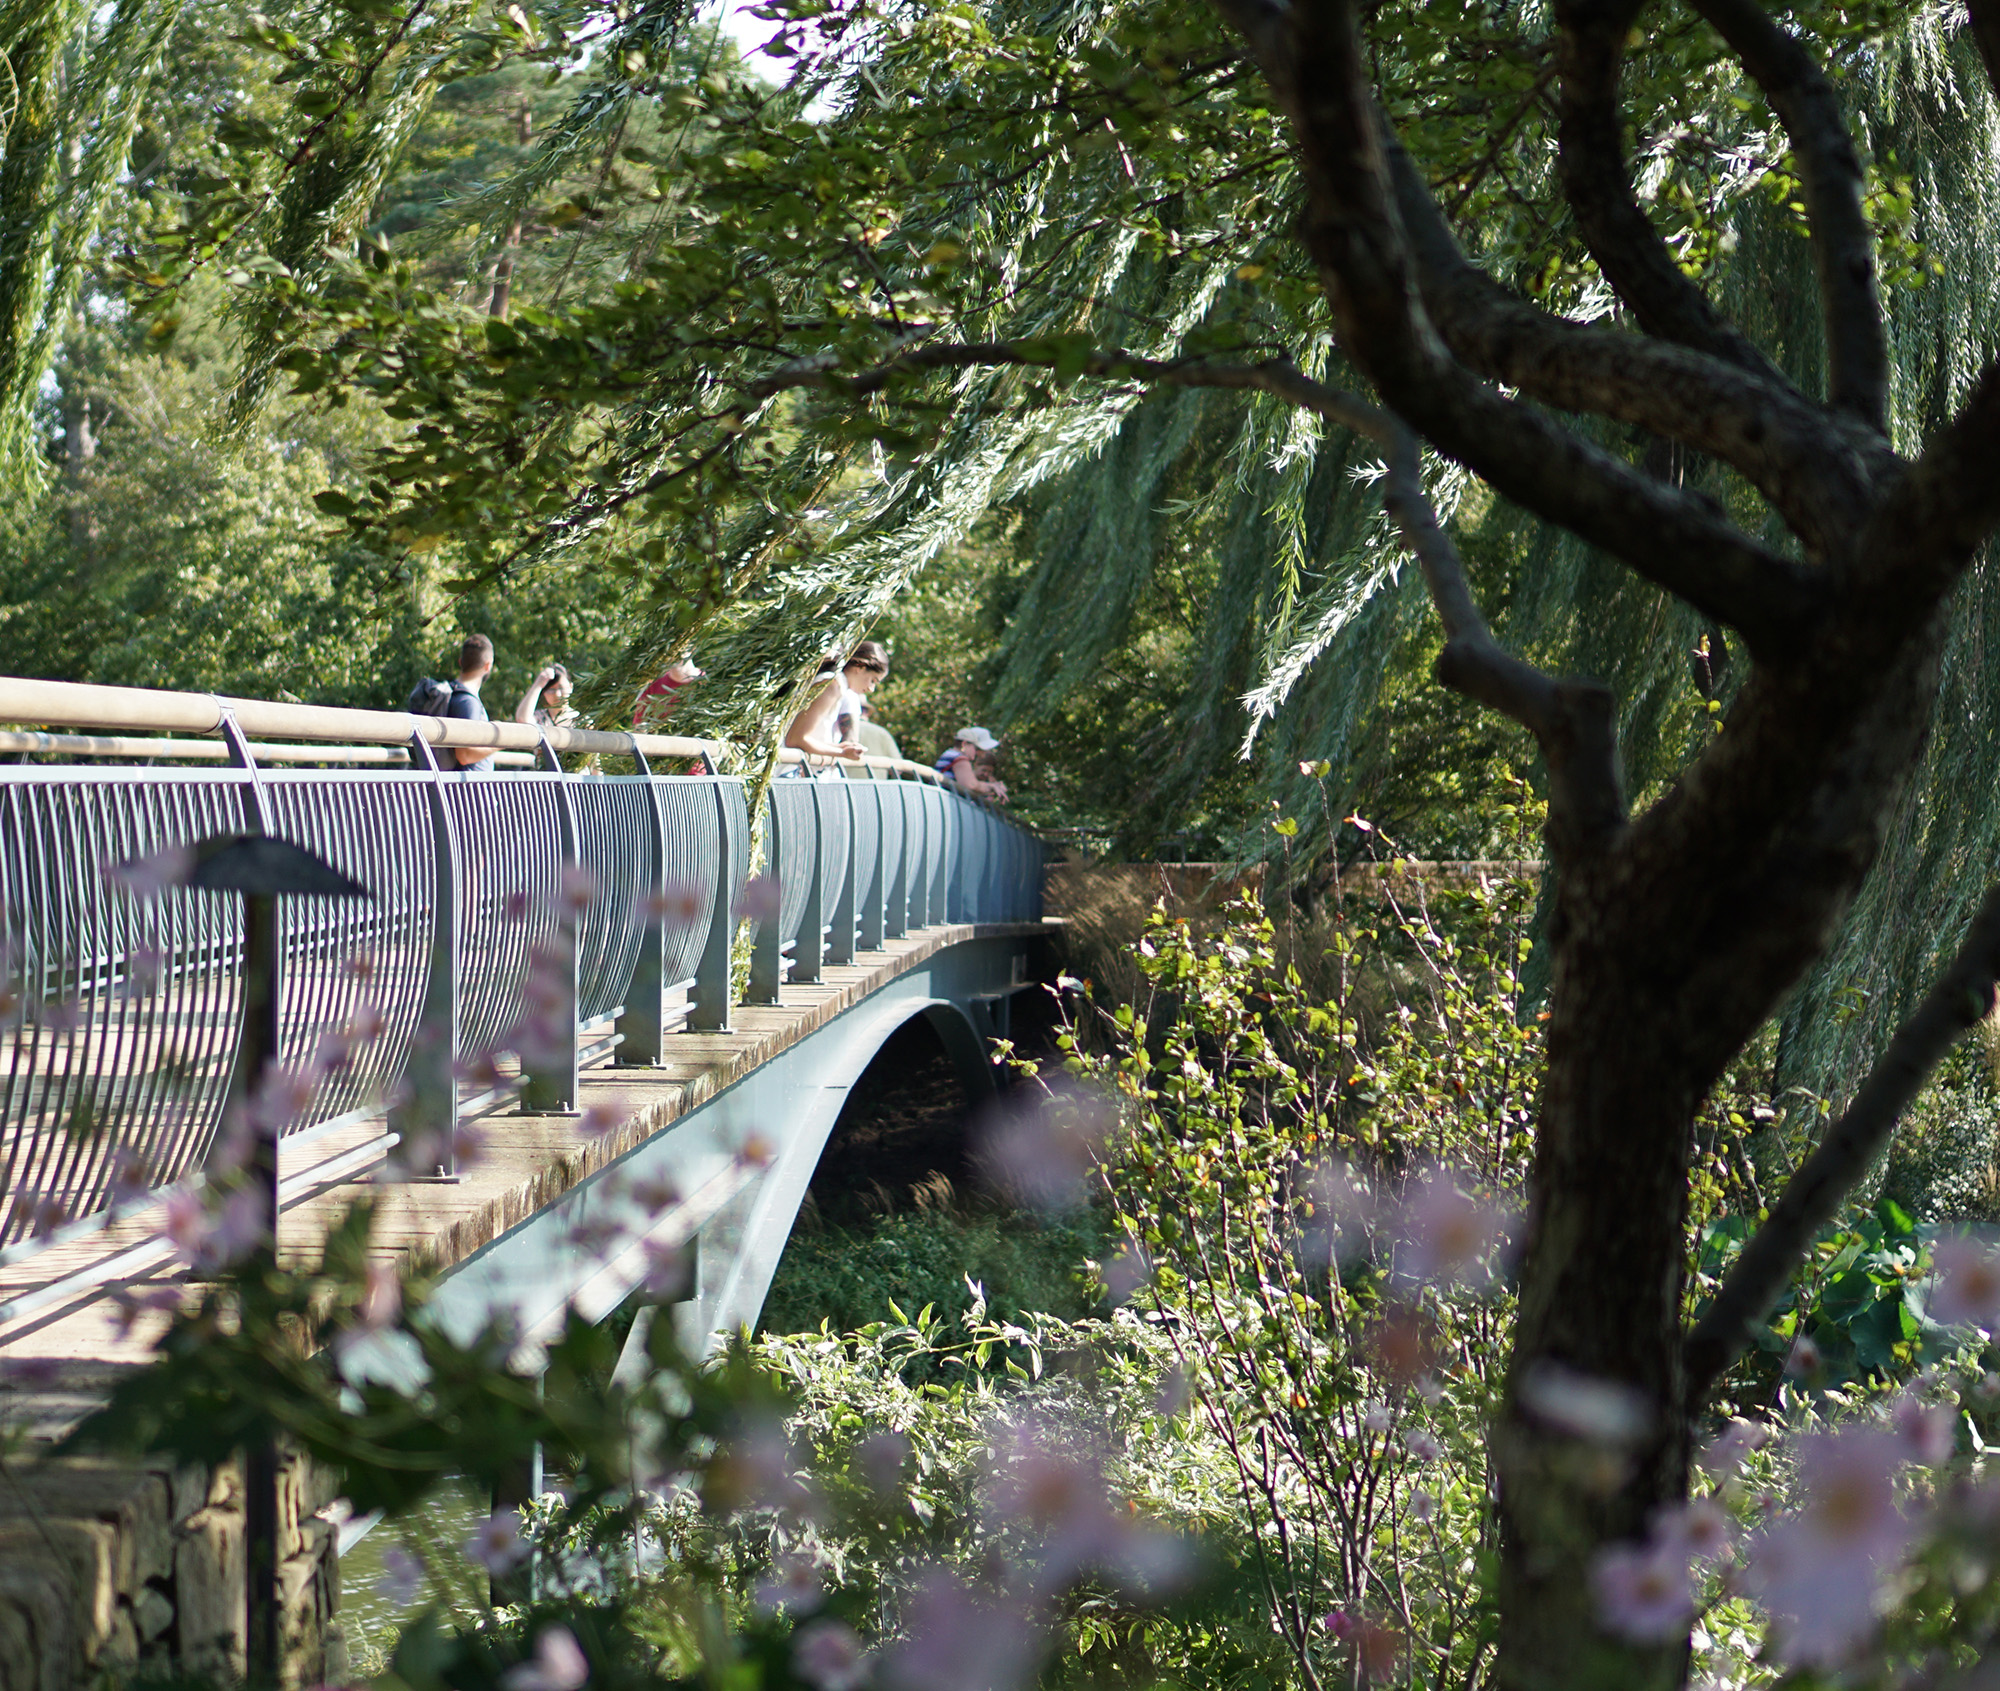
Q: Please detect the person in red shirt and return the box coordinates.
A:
[634,656,703,729]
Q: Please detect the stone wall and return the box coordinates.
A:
[0,1446,343,1691]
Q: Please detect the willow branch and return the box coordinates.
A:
[1550,0,1795,390]
[1687,0,1887,428]
[1683,880,2000,1406]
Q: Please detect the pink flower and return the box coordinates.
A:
[376,1544,424,1606]
[1296,1160,1376,1269]
[1697,1417,1771,1479]
[706,1416,815,1515]
[855,1429,910,1494]
[1931,1233,2000,1329]
[251,1062,319,1128]
[1517,1361,1653,1448]
[216,1189,269,1266]
[463,1508,528,1576]
[791,1619,868,1691]
[1784,1334,1823,1377]
[1408,1490,1436,1523]
[161,1190,208,1259]
[108,844,193,901]
[974,1084,1111,1212]
[502,1626,588,1691]
[642,1240,692,1301]
[1592,1537,1695,1643]
[1741,1428,1912,1667]
[1402,1427,1441,1462]
[162,1186,265,1270]
[558,865,597,915]
[1654,1497,1733,1562]
[645,882,706,926]
[1102,1243,1152,1304]
[358,1261,401,1330]
[630,1174,682,1213]
[1387,1166,1513,1288]
[1323,1608,1357,1640]
[985,1419,1187,1597]
[107,1284,180,1340]
[578,1096,629,1137]
[880,1569,1047,1691]
[1891,1393,1956,1466]
[735,875,781,922]
[753,1553,824,1615]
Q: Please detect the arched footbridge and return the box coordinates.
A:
[0,676,1055,1396]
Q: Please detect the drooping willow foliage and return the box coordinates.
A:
[642,1,2000,1105]
[12,0,2000,1107]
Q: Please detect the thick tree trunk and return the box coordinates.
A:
[1493,617,1950,1689]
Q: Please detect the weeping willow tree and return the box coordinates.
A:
[33,0,2000,1679]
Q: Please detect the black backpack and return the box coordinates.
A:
[405,678,464,717]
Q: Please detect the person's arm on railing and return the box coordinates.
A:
[783,679,862,762]
[950,757,1007,802]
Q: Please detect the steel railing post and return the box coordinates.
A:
[690,767,737,1032]
[615,740,668,1067]
[933,789,955,922]
[748,781,785,1005]
[883,777,910,940]
[858,781,886,953]
[791,778,828,984]
[912,780,934,928]
[396,734,461,1176]
[521,734,580,1113]
[825,778,860,966]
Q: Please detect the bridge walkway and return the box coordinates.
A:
[0,920,1038,1415]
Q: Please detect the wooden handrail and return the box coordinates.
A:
[0,676,952,784]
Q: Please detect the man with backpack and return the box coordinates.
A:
[406,634,497,771]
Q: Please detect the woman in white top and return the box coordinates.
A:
[514,663,578,730]
[784,641,889,764]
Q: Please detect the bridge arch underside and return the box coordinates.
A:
[423,934,1041,1361]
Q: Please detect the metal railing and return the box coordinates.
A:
[0,677,1044,1272]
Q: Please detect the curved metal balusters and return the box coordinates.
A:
[0,744,1043,1265]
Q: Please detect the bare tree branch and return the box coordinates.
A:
[1683,880,2000,1406]
[1378,123,1887,558]
[1857,359,2000,605]
[1210,0,1828,663]
[1688,0,1888,429]
[1550,0,1798,389]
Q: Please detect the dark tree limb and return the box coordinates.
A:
[1967,0,2000,104]
[1550,0,1797,389]
[1687,0,1888,429]
[1683,880,2000,1406]
[1211,0,1827,662]
[1858,358,2000,603]
[1378,123,1886,557]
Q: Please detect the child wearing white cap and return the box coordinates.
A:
[936,726,1008,801]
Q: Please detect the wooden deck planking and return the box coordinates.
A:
[0,921,1050,1391]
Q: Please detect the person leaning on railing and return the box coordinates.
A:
[783,642,888,767]
[446,635,497,770]
[936,726,1008,802]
